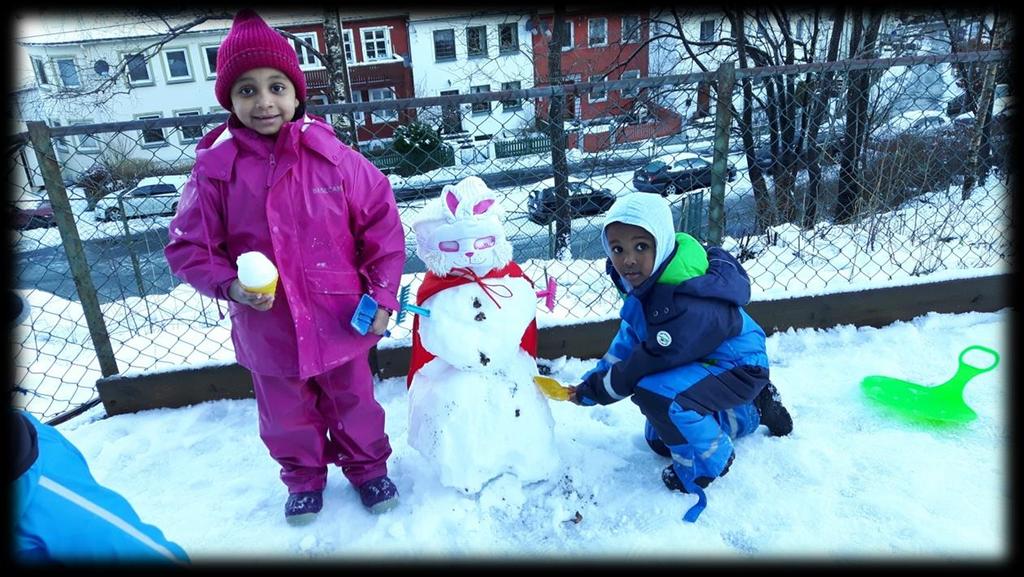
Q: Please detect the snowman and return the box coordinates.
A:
[406,176,559,493]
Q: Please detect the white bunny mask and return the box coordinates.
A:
[412,176,513,276]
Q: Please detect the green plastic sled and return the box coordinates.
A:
[861,345,999,424]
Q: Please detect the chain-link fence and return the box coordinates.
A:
[10,49,1013,423]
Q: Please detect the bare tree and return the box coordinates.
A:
[834,8,883,224]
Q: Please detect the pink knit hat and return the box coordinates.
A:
[214,9,307,111]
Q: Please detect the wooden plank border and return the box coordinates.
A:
[97,273,1010,416]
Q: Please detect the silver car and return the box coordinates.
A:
[95,175,188,222]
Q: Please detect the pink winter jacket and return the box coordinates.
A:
[165,115,405,379]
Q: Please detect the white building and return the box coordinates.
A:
[406,9,537,143]
[14,10,324,180]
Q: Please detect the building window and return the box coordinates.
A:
[292,32,321,69]
[175,110,204,144]
[588,75,607,102]
[162,48,193,83]
[466,26,488,58]
[31,57,50,85]
[49,119,68,154]
[700,19,716,42]
[350,91,365,125]
[368,87,397,123]
[136,114,165,147]
[201,46,218,78]
[588,18,608,47]
[125,53,153,85]
[70,120,100,153]
[620,69,641,98]
[434,29,456,61]
[361,27,392,62]
[614,70,638,98]
[558,20,574,51]
[470,84,491,114]
[499,23,519,54]
[342,29,355,64]
[622,16,641,44]
[500,81,522,111]
[55,58,80,88]
[796,19,807,41]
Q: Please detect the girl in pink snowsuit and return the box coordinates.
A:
[164,9,404,524]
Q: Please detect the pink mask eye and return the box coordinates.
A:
[474,236,496,249]
[438,240,460,253]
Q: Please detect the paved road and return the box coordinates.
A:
[15,139,758,304]
[15,188,758,305]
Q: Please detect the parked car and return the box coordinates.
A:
[632,153,736,196]
[868,110,951,150]
[753,122,846,173]
[9,199,56,230]
[527,178,616,226]
[95,175,189,222]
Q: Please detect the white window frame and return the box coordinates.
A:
[69,120,100,153]
[498,22,519,54]
[588,18,608,47]
[361,27,393,62]
[500,80,522,112]
[350,90,365,125]
[306,94,330,124]
[466,25,488,58]
[136,113,166,147]
[201,45,218,79]
[31,56,51,86]
[342,29,356,65]
[49,119,69,154]
[470,84,491,114]
[161,48,194,83]
[55,57,81,88]
[433,28,457,61]
[699,19,717,43]
[293,32,322,70]
[620,69,641,98]
[123,52,154,86]
[622,16,641,44]
[588,75,607,102]
[174,109,204,145]
[559,20,574,51]
[368,87,396,124]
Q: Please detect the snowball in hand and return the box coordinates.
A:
[236,251,278,294]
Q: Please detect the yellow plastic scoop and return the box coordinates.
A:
[533,375,572,401]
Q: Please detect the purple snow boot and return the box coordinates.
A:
[357,475,399,514]
[284,490,323,526]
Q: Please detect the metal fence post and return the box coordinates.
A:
[26,121,120,377]
[707,61,736,247]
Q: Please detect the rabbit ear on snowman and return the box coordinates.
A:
[412,176,512,276]
[440,176,501,222]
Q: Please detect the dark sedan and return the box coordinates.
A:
[527,178,616,226]
[632,153,736,196]
[9,199,56,230]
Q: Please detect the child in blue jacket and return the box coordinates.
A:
[10,292,188,565]
[568,193,792,522]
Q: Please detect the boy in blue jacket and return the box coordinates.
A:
[10,291,189,565]
[568,193,792,521]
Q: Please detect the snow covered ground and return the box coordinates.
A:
[56,307,1009,561]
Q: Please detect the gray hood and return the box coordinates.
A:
[601,193,676,292]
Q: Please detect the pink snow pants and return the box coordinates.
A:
[251,357,392,494]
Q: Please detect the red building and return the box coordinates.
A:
[300,16,415,143]
[530,10,680,151]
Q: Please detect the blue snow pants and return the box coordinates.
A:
[632,359,768,486]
